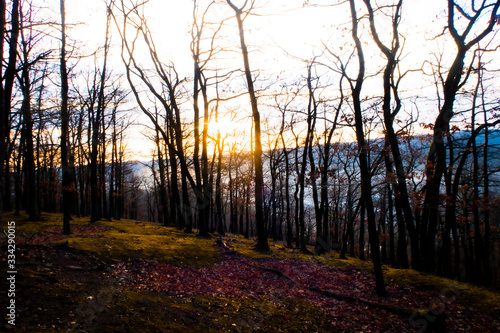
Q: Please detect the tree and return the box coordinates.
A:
[262,118,283,241]
[295,61,318,253]
[345,0,385,296]
[107,88,129,220]
[273,86,297,247]
[420,0,500,272]
[214,99,227,236]
[18,0,48,221]
[88,3,113,222]
[226,0,269,251]
[60,0,72,234]
[112,0,199,230]
[150,108,170,226]
[312,69,344,255]
[0,0,19,224]
[191,0,229,237]
[362,0,417,269]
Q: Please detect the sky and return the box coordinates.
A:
[54,0,448,85]
[39,0,496,160]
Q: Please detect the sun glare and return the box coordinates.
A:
[208,114,252,152]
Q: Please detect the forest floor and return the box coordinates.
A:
[1,212,500,332]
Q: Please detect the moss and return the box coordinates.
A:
[2,212,221,267]
[95,291,336,332]
[99,289,203,332]
[1,211,90,239]
[195,295,337,332]
[64,220,221,267]
[222,235,379,274]
[312,249,500,318]
[384,266,500,316]
[266,298,339,332]
[1,267,80,332]
[196,295,278,327]
[7,212,499,322]
[315,253,375,271]
[318,252,500,318]
[227,233,500,319]
[222,234,317,261]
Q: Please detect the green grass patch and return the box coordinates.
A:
[222,234,377,274]
[2,212,221,267]
[2,211,89,236]
[99,291,337,332]
[316,253,375,271]
[222,234,317,261]
[5,211,499,319]
[66,219,221,267]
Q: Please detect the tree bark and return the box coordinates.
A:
[0,0,5,223]
[420,0,500,272]
[363,0,417,268]
[280,113,292,248]
[19,57,38,220]
[348,0,385,296]
[0,0,19,223]
[227,0,269,251]
[60,0,71,234]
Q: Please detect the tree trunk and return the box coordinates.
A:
[216,134,224,236]
[293,135,301,249]
[482,87,491,285]
[363,0,416,269]
[359,204,365,260]
[280,128,292,248]
[90,105,101,222]
[316,98,342,253]
[156,132,169,226]
[20,60,39,220]
[0,0,19,223]
[420,0,500,273]
[227,0,268,251]
[192,48,208,236]
[60,0,71,234]
[270,155,278,241]
[0,0,5,222]
[348,0,385,296]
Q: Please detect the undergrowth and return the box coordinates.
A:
[67,220,221,267]
[3,211,499,319]
[220,232,500,317]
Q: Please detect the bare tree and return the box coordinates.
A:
[60,0,72,234]
[313,70,344,255]
[88,3,113,222]
[112,0,198,230]
[362,0,418,269]
[421,0,500,272]
[273,86,297,247]
[345,0,385,296]
[17,0,51,221]
[295,61,318,253]
[0,0,19,224]
[226,0,269,251]
[191,0,229,237]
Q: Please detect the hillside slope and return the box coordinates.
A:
[1,212,499,332]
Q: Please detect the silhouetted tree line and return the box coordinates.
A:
[1,0,500,291]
